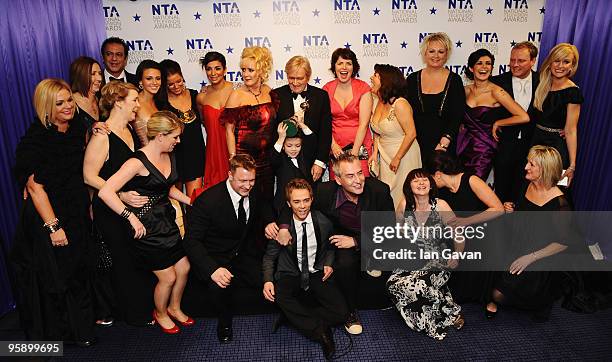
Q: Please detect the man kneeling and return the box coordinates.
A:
[262,179,348,359]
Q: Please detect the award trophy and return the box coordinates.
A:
[282,99,310,137]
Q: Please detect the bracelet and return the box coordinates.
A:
[567,166,576,171]
[438,143,448,149]
[442,134,453,141]
[120,207,133,219]
[43,218,61,234]
[117,191,123,200]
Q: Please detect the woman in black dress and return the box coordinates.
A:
[83,81,156,326]
[426,151,504,303]
[532,43,582,185]
[12,78,95,344]
[487,145,574,320]
[69,56,103,133]
[158,59,206,198]
[405,32,466,166]
[99,111,193,334]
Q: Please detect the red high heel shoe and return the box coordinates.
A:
[152,310,180,334]
[167,310,195,326]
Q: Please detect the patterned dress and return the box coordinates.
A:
[386,199,461,340]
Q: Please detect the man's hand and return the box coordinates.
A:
[92,121,111,135]
[211,267,234,288]
[265,222,279,240]
[329,235,356,249]
[322,266,333,281]
[263,281,275,302]
[311,164,324,182]
[120,190,149,208]
[277,229,292,246]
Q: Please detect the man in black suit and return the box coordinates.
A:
[262,179,347,359]
[266,153,394,335]
[100,37,139,87]
[492,41,540,202]
[183,154,267,343]
[273,56,332,183]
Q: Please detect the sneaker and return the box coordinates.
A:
[344,312,363,335]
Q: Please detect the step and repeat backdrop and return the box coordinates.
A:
[102,0,545,89]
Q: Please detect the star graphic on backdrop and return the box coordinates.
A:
[312,9,320,17]
[200,80,207,87]
[344,42,351,49]
[539,7,545,14]
[194,12,202,20]
[400,41,408,49]
[510,40,517,47]
[486,7,493,14]
[226,46,234,54]
[253,10,261,18]
[284,44,292,52]
[166,47,174,55]
[373,8,381,16]
[455,40,463,48]
[429,7,437,15]
[314,77,321,85]
[133,14,141,22]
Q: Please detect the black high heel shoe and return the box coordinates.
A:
[485,303,498,319]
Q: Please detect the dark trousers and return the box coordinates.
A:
[275,272,348,340]
[333,248,360,312]
[494,136,530,202]
[207,254,262,325]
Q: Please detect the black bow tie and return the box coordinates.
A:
[109,76,125,82]
[291,92,303,100]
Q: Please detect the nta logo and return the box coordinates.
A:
[213,2,240,14]
[334,0,360,11]
[152,4,179,16]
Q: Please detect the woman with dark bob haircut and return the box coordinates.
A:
[388,168,464,340]
[369,63,421,208]
[323,48,373,179]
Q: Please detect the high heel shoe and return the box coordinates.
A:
[167,310,195,326]
[152,310,180,334]
[485,303,498,319]
[453,313,465,330]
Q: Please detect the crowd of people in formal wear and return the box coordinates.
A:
[11,32,592,358]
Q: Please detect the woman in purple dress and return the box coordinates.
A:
[456,49,529,179]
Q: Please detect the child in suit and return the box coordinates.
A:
[271,122,314,214]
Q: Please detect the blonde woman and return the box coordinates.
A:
[220,46,279,200]
[532,43,583,185]
[12,79,95,344]
[99,111,193,334]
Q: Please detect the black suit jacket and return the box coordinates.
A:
[262,210,334,283]
[102,70,139,87]
[183,181,270,281]
[491,70,540,141]
[273,85,332,168]
[270,147,313,213]
[279,177,394,247]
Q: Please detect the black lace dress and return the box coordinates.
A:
[11,119,95,341]
[124,150,184,270]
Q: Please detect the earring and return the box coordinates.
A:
[44,113,50,128]
[139,83,143,90]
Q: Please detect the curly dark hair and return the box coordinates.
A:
[330,48,360,78]
[402,168,437,212]
[374,64,406,104]
[465,48,495,80]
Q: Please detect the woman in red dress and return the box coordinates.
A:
[220,46,279,200]
[323,48,373,179]
[195,52,234,197]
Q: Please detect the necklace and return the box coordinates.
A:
[247,85,262,104]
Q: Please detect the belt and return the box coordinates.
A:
[536,124,563,133]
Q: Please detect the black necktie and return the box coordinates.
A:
[300,222,309,291]
[109,76,125,82]
[238,197,246,225]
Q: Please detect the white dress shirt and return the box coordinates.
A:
[226,179,249,222]
[104,69,127,83]
[512,72,533,112]
[295,213,317,273]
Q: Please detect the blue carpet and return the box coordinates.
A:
[55,302,612,361]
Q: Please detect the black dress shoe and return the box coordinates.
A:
[75,338,97,347]
[319,328,335,360]
[272,313,287,333]
[217,321,233,343]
